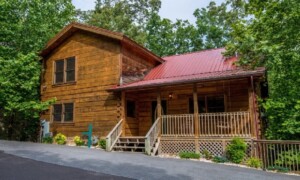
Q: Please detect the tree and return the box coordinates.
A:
[0,0,75,141]
[194,0,246,49]
[145,13,199,57]
[78,0,161,44]
[225,0,300,139]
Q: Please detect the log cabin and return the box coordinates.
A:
[40,22,265,156]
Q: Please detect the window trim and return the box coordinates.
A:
[52,102,74,123]
[53,56,76,85]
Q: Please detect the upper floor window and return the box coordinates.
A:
[53,103,74,122]
[54,57,75,84]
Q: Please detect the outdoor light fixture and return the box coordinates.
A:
[168,92,173,100]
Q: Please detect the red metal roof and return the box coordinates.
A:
[111,48,265,91]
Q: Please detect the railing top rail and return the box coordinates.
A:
[199,111,249,115]
[161,114,194,117]
[145,117,160,138]
[106,119,123,139]
[253,139,300,144]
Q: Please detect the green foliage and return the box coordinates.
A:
[0,0,75,141]
[78,0,161,45]
[225,0,300,139]
[226,137,247,164]
[267,166,289,173]
[54,133,67,145]
[275,150,300,167]
[212,156,228,163]
[179,152,200,159]
[74,136,84,146]
[98,139,106,149]
[42,136,53,144]
[202,149,213,160]
[246,157,262,168]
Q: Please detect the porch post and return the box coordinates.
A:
[193,84,200,153]
[157,90,162,137]
[121,91,126,136]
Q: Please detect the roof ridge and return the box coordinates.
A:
[162,47,225,59]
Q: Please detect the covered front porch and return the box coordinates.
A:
[106,78,260,155]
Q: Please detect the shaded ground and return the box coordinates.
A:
[0,151,132,180]
[0,140,298,180]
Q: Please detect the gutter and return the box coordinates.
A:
[108,70,265,92]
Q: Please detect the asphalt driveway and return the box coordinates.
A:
[0,140,298,180]
[0,151,132,180]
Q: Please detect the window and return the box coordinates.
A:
[52,103,74,122]
[189,95,225,113]
[126,100,136,118]
[54,57,75,84]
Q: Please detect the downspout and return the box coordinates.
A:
[251,76,259,140]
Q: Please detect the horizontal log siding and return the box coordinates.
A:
[41,31,121,137]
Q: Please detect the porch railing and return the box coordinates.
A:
[253,140,300,172]
[106,119,123,151]
[145,117,161,155]
[199,111,251,137]
[161,114,194,136]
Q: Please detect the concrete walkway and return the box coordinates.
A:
[0,140,298,180]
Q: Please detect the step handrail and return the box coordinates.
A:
[145,117,161,155]
[106,119,123,151]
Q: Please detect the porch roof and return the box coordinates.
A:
[110,48,265,91]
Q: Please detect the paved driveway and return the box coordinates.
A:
[0,140,298,180]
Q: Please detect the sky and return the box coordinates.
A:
[72,0,224,24]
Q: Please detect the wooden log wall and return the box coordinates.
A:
[40,31,122,138]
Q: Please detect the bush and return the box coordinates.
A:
[179,152,200,159]
[212,156,228,163]
[42,136,53,144]
[275,150,300,167]
[74,136,84,146]
[226,137,247,164]
[202,149,213,160]
[246,157,262,168]
[54,133,66,145]
[267,166,289,173]
[98,139,106,149]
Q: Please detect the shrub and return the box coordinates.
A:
[42,136,53,144]
[74,136,84,146]
[54,133,66,145]
[226,137,247,164]
[212,156,228,163]
[267,166,289,173]
[202,149,213,160]
[98,139,106,149]
[246,157,262,168]
[275,150,300,167]
[179,152,200,159]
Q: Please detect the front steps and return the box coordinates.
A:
[112,136,146,152]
